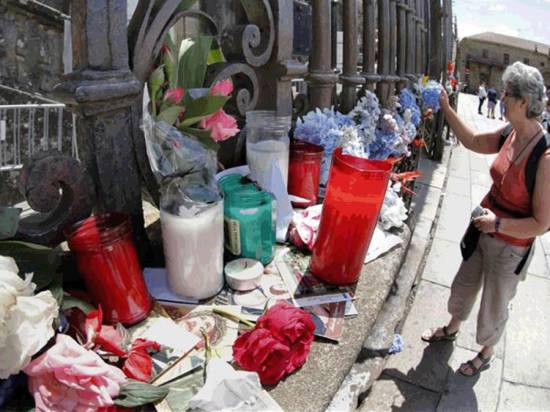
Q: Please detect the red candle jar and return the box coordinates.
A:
[288,142,324,207]
[65,213,152,325]
[310,148,392,285]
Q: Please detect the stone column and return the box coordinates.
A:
[54,0,147,254]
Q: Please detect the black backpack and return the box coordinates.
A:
[498,123,550,198]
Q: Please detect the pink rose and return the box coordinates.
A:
[199,109,240,142]
[24,334,127,412]
[164,87,185,105]
[210,79,233,97]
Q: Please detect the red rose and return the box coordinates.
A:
[233,328,291,385]
[256,302,315,369]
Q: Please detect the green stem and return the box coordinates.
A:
[212,307,256,328]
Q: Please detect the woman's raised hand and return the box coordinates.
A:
[439,86,451,112]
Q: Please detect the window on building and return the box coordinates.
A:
[541,62,545,67]
[482,49,489,58]
[503,53,510,65]
[524,57,530,64]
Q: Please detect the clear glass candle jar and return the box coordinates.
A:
[245,111,291,189]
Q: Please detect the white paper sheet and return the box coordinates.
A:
[364,226,403,264]
[143,267,199,304]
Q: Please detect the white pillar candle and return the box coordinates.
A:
[160,202,224,300]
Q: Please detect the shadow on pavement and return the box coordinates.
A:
[380,342,480,411]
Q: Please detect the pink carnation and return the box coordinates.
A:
[210,79,233,97]
[199,109,240,142]
[24,334,127,412]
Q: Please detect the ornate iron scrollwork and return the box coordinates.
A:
[221,0,275,68]
[16,151,95,246]
[205,63,259,117]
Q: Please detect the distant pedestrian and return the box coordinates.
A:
[487,87,498,119]
[478,83,487,114]
[499,89,506,120]
[422,62,550,377]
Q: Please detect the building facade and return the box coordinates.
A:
[456,32,550,93]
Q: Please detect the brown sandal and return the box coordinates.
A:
[458,352,492,377]
[421,326,458,343]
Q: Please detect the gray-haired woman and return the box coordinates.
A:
[422,62,550,376]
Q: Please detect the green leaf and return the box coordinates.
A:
[48,271,64,306]
[0,207,22,240]
[114,380,169,408]
[178,36,213,89]
[61,294,95,314]
[157,105,185,126]
[181,127,220,152]
[0,241,59,290]
[149,65,165,116]
[163,49,177,89]
[207,38,226,65]
[182,95,228,125]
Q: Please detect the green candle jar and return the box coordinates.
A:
[224,187,275,265]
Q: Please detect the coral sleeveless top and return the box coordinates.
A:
[480,129,537,247]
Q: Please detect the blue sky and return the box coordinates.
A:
[454,0,550,45]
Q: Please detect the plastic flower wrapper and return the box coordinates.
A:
[421,80,442,113]
[0,256,58,379]
[143,113,222,218]
[187,358,268,411]
[294,108,354,189]
[399,88,421,126]
[379,183,408,230]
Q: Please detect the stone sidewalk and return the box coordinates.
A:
[361,94,550,411]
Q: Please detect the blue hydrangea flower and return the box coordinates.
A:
[295,107,355,186]
[421,80,442,113]
[399,88,421,126]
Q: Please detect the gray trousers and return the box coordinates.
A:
[448,233,532,347]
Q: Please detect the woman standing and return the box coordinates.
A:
[422,62,550,376]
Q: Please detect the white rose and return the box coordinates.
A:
[0,256,19,274]
[0,255,57,379]
[0,290,58,379]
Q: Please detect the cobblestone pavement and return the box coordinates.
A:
[361,94,550,411]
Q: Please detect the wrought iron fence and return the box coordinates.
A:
[9,0,455,245]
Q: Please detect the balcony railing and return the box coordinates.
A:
[0,103,78,172]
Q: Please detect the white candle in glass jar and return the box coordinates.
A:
[246,139,289,189]
[160,201,224,300]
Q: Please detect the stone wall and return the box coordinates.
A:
[0,0,67,94]
[0,1,70,207]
